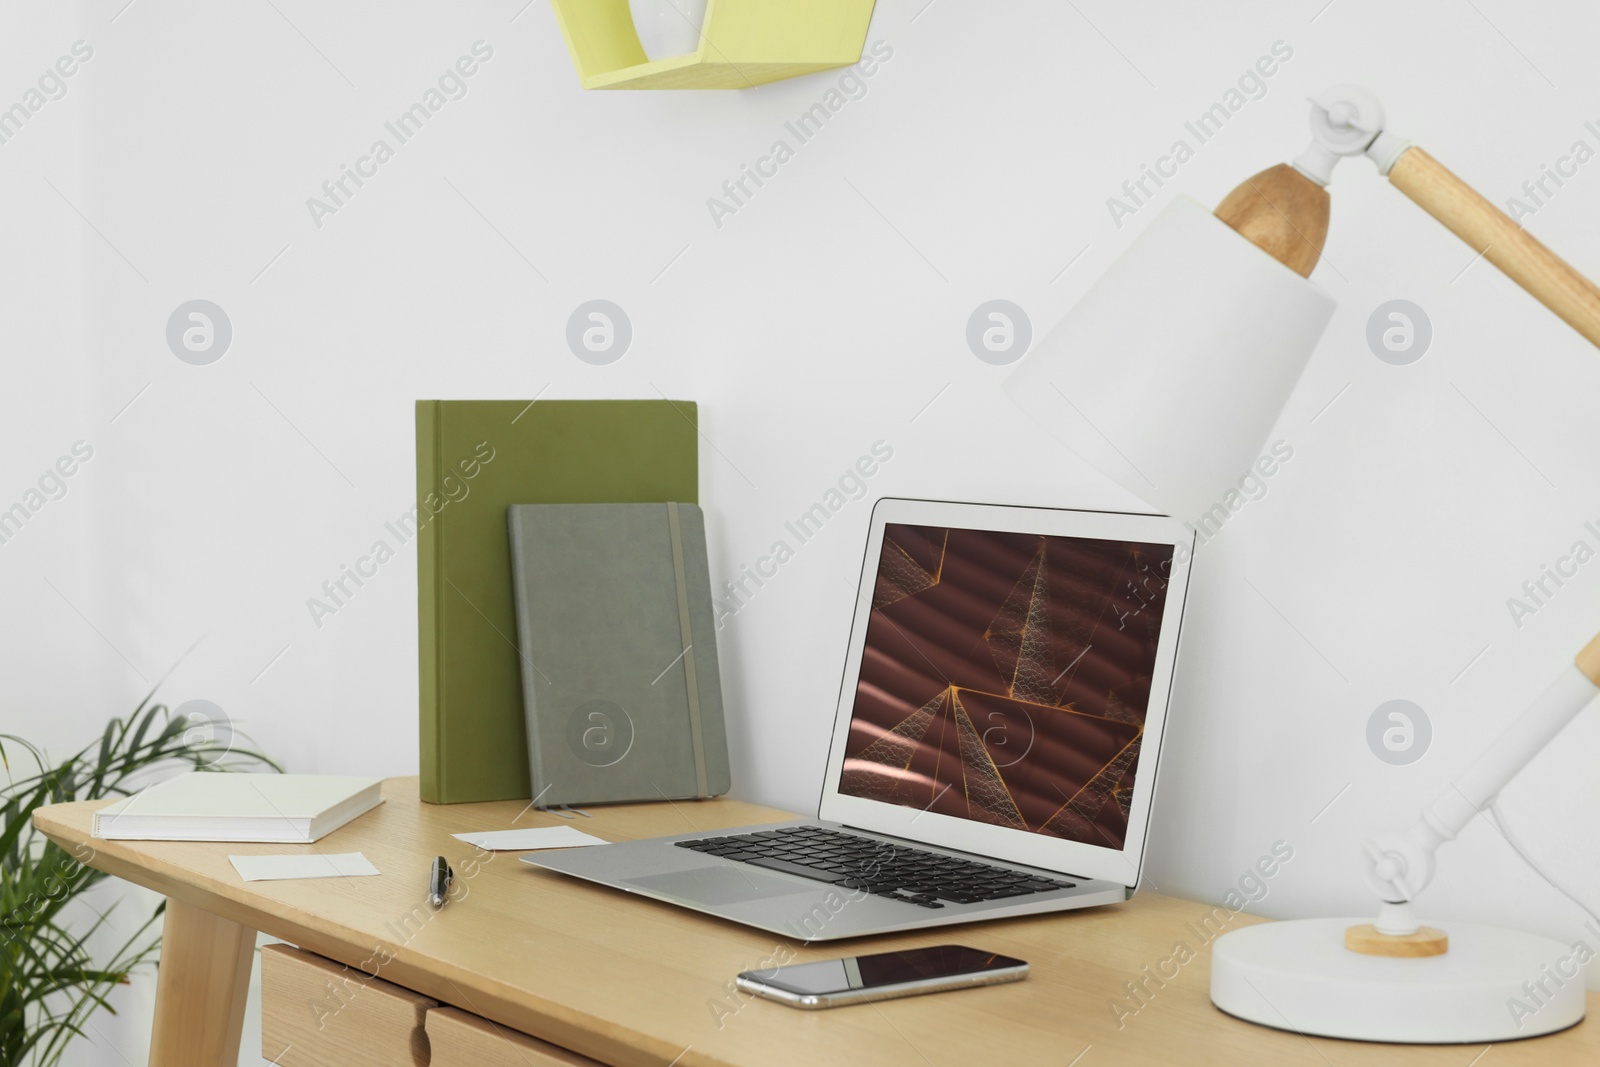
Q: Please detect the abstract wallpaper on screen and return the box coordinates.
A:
[839,524,1173,850]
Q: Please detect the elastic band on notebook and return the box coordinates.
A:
[667,502,709,797]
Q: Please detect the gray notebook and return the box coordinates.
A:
[507,502,731,807]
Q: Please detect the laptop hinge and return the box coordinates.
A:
[835,822,1092,883]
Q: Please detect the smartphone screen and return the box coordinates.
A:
[746,945,1025,997]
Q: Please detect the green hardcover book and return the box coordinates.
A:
[417,400,698,803]
[507,503,730,807]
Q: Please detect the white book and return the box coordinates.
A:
[91,773,384,843]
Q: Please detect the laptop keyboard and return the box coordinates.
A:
[674,825,1075,909]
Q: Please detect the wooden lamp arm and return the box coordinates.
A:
[1577,628,1600,687]
[1387,147,1600,349]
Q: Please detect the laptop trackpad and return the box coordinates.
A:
[626,866,820,905]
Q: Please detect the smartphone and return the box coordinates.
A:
[734,945,1028,1009]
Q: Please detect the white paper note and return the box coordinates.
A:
[229,852,381,881]
[451,826,607,851]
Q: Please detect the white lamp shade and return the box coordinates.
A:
[1004,195,1335,524]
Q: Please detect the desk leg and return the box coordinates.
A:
[149,899,257,1066]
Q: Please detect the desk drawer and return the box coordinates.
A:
[426,1006,601,1066]
[261,943,435,1067]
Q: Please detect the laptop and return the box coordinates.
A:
[524,497,1194,941]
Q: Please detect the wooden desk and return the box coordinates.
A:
[34,778,1599,1065]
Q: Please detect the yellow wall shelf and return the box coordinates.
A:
[549,0,878,90]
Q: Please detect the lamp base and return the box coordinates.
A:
[1210,918,1586,1043]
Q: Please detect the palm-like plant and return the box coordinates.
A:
[1,695,277,1066]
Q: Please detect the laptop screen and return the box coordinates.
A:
[837,523,1175,853]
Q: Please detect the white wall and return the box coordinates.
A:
[5,0,1600,1062]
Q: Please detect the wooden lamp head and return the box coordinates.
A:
[1214,163,1329,278]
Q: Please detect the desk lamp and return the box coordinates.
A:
[1003,85,1600,1043]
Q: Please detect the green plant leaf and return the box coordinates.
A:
[2,700,275,1066]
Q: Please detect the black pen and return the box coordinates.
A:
[428,856,453,908]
